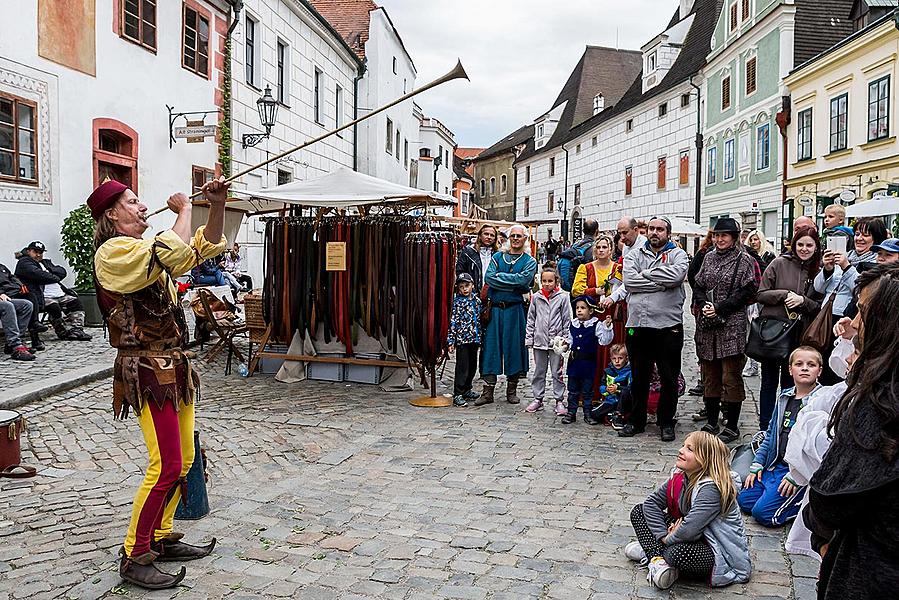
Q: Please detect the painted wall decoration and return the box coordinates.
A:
[38,0,96,76]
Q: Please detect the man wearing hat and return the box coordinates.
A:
[90,177,227,589]
[873,238,899,265]
[15,240,92,342]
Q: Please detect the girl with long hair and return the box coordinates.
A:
[806,264,899,599]
[626,431,751,589]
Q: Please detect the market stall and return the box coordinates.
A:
[231,168,458,403]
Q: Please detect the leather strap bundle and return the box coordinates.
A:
[261,216,440,356]
[398,231,457,373]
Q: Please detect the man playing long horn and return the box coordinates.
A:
[89,177,228,589]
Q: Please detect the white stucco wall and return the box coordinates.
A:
[230,0,360,287]
[356,8,417,187]
[0,0,223,281]
[518,82,699,240]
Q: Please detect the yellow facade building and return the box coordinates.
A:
[784,13,899,234]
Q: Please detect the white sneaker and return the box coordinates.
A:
[647,557,679,589]
[624,541,646,562]
[742,360,758,377]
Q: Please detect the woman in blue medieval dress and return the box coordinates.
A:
[475,224,538,406]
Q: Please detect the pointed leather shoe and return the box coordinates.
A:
[119,550,186,590]
[151,537,217,562]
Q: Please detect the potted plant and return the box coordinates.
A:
[60,204,103,326]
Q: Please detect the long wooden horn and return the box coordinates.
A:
[148,60,469,217]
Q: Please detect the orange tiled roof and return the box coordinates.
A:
[309,0,378,61]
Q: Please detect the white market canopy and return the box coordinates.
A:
[228,166,456,213]
[845,195,899,218]
[667,216,708,237]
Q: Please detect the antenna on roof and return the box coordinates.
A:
[616,28,619,50]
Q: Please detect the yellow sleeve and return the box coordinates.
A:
[95,226,227,295]
[571,264,588,297]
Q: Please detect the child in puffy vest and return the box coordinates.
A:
[561,295,613,424]
[625,431,751,590]
[525,265,571,414]
[737,346,822,527]
[447,273,482,407]
[592,343,632,423]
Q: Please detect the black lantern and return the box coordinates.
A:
[556,197,563,213]
[242,85,279,148]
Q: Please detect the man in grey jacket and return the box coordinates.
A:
[619,217,688,442]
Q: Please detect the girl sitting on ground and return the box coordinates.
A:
[626,431,751,590]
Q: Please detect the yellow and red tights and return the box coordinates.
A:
[123,399,194,558]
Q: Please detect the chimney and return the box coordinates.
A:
[593,93,605,115]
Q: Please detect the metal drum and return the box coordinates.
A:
[0,410,24,471]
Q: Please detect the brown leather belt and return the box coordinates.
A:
[117,348,189,361]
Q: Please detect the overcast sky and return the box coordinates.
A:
[377,0,677,149]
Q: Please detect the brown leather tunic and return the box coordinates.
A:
[97,277,198,419]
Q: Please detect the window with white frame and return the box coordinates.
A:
[798,108,813,160]
[707,146,717,185]
[757,123,770,170]
[313,68,323,125]
[681,93,691,108]
[183,5,210,78]
[335,85,343,129]
[659,103,668,118]
[395,130,400,160]
[479,178,486,197]
[500,174,507,194]
[626,119,634,132]
[868,75,890,142]
[404,139,408,168]
[277,40,289,103]
[489,177,496,195]
[525,165,530,183]
[537,123,544,138]
[549,157,555,177]
[830,94,848,152]
[724,138,735,180]
[245,14,258,86]
[591,136,597,147]
[386,118,394,154]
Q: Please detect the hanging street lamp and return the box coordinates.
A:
[242,85,279,148]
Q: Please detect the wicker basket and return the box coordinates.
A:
[242,294,269,344]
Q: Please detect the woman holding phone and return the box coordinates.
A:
[814,217,887,384]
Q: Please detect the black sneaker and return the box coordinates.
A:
[700,423,721,435]
[660,424,676,442]
[584,413,601,425]
[617,423,645,437]
[691,407,707,421]
[718,428,740,444]
[688,384,704,397]
[561,413,576,424]
[452,395,467,407]
[610,413,627,430]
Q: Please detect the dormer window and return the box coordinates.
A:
[593,93,605,115]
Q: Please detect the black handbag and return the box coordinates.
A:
[745,312,802,362]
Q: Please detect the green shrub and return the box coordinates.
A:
[60,204,95,292]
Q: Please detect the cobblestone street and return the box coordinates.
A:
[0,328,818,600]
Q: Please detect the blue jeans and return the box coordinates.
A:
[193,272,227,288]
[737,463,805,527]
[759,359,791,430]
[567,376,594,417]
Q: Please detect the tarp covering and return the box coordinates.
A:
[845,196,899,218]
[229,166,455,212]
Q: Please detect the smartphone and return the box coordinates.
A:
[826,236,843,255]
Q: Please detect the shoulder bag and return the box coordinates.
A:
[697,254,742,331]
[745,308,802,362]
[801,292,836,352]
[479,284,492,327]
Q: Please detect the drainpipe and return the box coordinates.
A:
[776,95,792,237]
[226,0,242,36]
[562,144,570,240]
[353,72,362,171]
[689,76,703,228]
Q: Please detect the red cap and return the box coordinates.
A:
[87,180,128,220]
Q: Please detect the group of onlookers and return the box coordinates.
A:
[1,241,92,362]
[190,242,253,298]
[449,211,899,597]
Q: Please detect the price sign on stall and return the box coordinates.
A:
[326,242,347,271]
